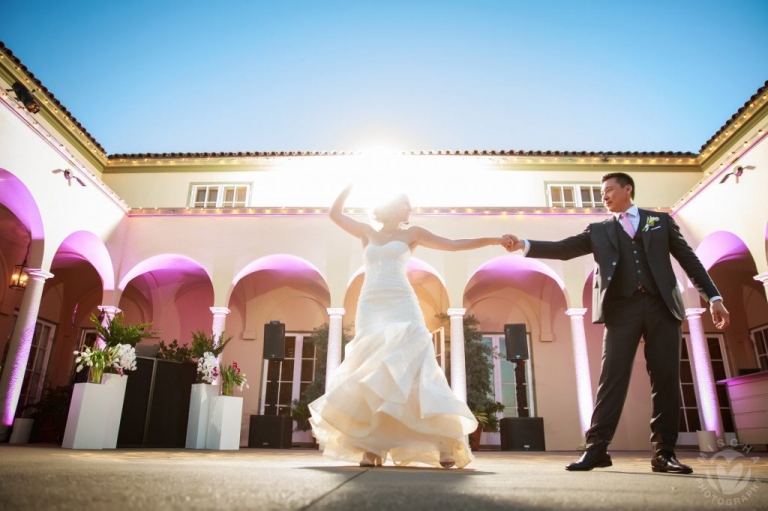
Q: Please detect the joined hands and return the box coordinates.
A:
[501,234,525,252]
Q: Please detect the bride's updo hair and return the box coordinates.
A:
[371,193,410,226]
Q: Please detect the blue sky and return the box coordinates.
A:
[2,0,767,154]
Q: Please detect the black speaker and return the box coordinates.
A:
[504,323,528,361]
[248,415,293,449]
[500,417,545,451]
[264,321,285,360]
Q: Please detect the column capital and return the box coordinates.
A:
[97,305,122,318]
[209,307,231,317]
[326,307,345,317]
[685,307,707,319]
[566,308,588,317]
[24,268,54,281]
[754,271,768,284]
[447,308,466,317]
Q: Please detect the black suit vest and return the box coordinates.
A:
[607,220,659,299]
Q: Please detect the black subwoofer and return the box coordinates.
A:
[500,417,545,451]
[248,415,293,449]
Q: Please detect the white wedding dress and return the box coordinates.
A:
[309,240,477,468]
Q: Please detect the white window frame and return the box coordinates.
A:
[546,183,603,208]
[750,324,768,371]
[432,327,446,372]
[188,183,251,208]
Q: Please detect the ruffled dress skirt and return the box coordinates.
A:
[309,241,477,468]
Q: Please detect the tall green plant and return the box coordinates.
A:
[90,313,152,347]
[190,330,233,358]
[290,322,352,431]
[436,313,496,412]
[155,339,193,363]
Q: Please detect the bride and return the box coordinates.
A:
[309,184,510,468]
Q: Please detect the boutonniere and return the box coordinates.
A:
[642,216,660,232]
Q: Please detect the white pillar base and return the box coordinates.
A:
[102,373,128,449]
[205,395,243,450]
[9,418,34,444]
[62,383,109,449]
[186,383,219,448]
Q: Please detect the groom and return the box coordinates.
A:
[505,172,729,474]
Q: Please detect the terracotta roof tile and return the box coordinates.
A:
[3,40,762,162]
[108,149,697,160]
[0,41,106,154]
[699,80,768,153]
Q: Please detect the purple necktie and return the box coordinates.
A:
[620,213,636,238]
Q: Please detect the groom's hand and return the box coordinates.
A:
[710,300,730,330]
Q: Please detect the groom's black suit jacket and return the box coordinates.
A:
[528,209,720,324]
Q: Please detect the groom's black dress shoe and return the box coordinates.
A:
[651,453,693,474]
[565,449,612,471]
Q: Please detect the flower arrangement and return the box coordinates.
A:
[72,313,146,383]
[197,352,219,384]
[220,361,248,396]
[73,343,137,384]
[643,216,660,232]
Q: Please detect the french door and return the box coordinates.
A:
[678,333,735,445]
[1,315,57,415]
[482,333,535,418]
[260,333,316,416]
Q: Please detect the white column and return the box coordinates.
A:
[210,307,230,384]
[448,308,468,403]
[686,307,723,438]
[210,307,231,342]
[566,308,593,437]
[324,308,345,391]
[96,305,121,349]
[754,272,768,298]
[0,269,54,439]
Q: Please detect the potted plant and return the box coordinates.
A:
[21,384,71,444]
[437,313,499,450]
[290,399,311,432]
[185,331,233,449]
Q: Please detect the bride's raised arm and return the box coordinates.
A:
[409,225,508,252]
[328,184,372,240]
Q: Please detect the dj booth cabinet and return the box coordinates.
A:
[117,357,197,447]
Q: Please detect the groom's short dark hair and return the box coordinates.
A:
[602,172,635,199]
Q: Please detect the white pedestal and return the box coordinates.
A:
[186,384,219,449]
[102,373,128,449]
[62,383,109,449]
[205,395,243,450]
[697,430,720,452]
[9,418,34,444]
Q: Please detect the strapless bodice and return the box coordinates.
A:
[360,240,412,295]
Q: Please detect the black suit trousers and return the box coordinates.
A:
[586,290,682,455]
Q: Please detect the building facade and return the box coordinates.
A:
[1,42,766,450]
